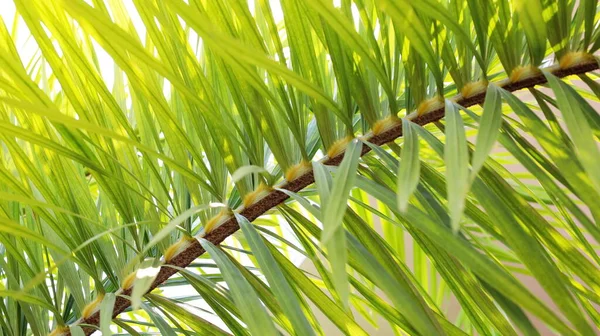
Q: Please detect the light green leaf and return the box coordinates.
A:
[130,259,161,310]
[237,214,315,336]
[70,326,85,336]
[321,139,362,244]
[582,0,598,47]
[148,205,213,255]
[352,175,575,335]
[231,165,268,184]
[146,294,231,336]
[444,99,469,232]
[500,88,600,221]
[397,118,420,212]
[470,83,502,180]
[514,0,547,65]
[140,302,178,336]
[100,293,116,335]
[165,0,343,117]
[313,161,333,206]
[0,290,58,314]
[199,238,278,336]
[1,1,600,334]
[303,0,394,100]
[544,71,600,195]
[377,0,444,90]
[263,229,369,336]
[318,139,362,310]
[346,235,444,336]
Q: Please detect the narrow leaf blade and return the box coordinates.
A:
[544,72,600,195]
[199,238,278,336]
[238,214,315,336]
[445,100,469,232]
[471,83,502,180]
[397,119,420,212]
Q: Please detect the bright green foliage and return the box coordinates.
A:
[0,0,599,335]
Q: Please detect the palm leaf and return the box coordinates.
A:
[0,1,599,335]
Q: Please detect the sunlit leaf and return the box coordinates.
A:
[470,83,502,180]
[396,118,420,212]
[544,71,600,194]
[444,99,469,232]
[200,239,278,336]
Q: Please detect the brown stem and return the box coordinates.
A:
[63,60,598,336]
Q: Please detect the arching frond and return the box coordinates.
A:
[0,0,599,335]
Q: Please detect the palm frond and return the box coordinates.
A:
[0,0,599,335]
